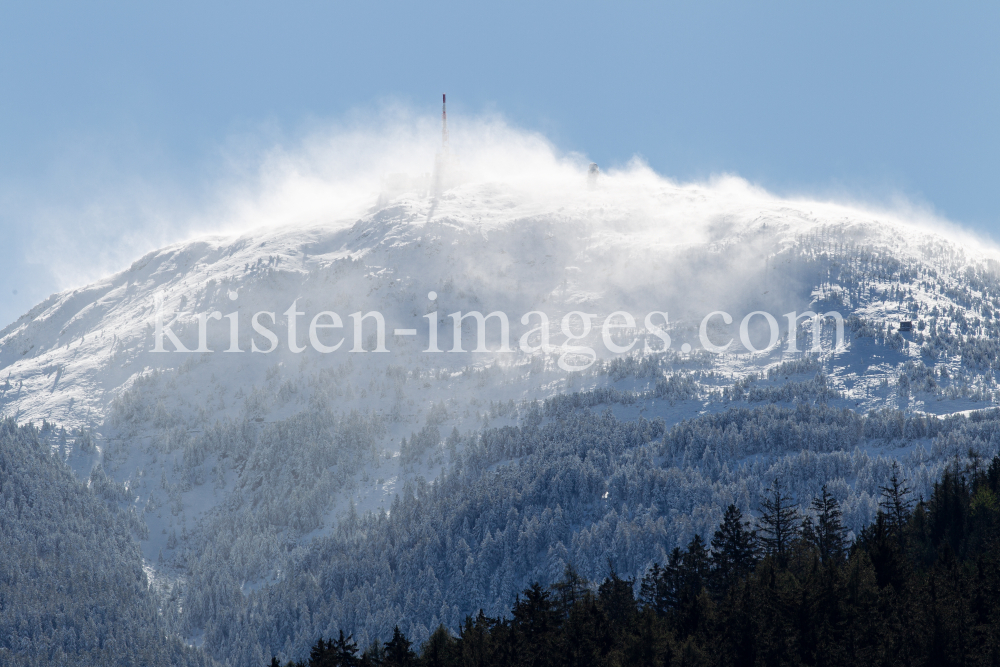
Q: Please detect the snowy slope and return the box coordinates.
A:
[4,162,1000,664]
[4,169,997,430]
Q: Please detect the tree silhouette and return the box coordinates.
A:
[811,485,849,565]
[710,504,757,591]
[758,479,799,566]
[384,626,416,667]
[879,464,914,541]
[333,630,359,667]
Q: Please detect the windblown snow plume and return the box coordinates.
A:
[4,113,1000,665]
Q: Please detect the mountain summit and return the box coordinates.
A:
[4,170,997,428]
[3,165,1000,663]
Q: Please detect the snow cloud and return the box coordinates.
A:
[8,104,1000,333]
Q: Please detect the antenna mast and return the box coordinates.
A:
[442,94,449,149]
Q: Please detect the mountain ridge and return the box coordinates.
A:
[3,173,998,430]
[5,170,1000,664]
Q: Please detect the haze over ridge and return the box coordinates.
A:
[7,110,994,333]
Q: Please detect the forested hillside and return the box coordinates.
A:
[278,451,1000,666]
[0,419,210,667]
[210,403,1000,663]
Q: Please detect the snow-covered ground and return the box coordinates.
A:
[4,163,1000,663]
[4,169,997,428]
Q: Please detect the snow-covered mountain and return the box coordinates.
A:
[6,168,998,428]
[4,160,1000,665]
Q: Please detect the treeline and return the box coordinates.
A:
[277,453,1000,666]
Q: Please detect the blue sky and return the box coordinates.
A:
[1,1,997,328]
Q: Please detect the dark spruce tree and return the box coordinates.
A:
[758,479,799,567]
[710,503,758,592]
[419,625,458,667]
[511,582,558,667]
[333,630,360,667]
[879,464,915,543]
[810,485,849,565]
[360,638,386,667]
[384,626,417,667]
